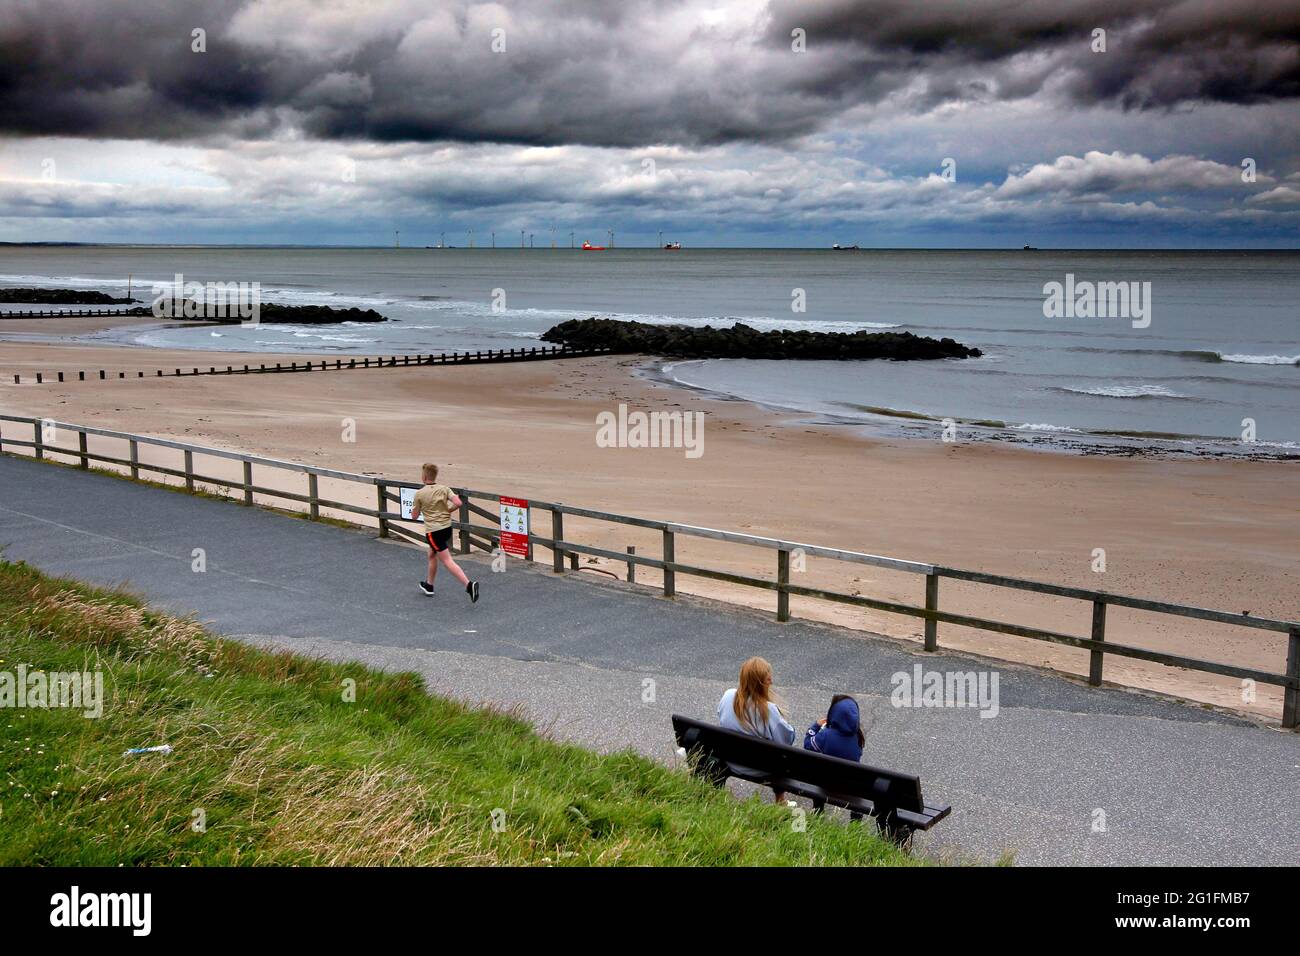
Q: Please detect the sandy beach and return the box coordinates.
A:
[1,324,1296,723]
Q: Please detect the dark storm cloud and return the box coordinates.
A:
[1,0,816,146]
[0,0,1297,149]
[0,0,294,141]
[768,0,1300,109]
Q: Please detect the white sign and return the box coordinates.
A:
[400,487,417,520]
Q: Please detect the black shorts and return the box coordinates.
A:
[426,527,453,553]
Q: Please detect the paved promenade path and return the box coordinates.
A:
[1,454,1295,865]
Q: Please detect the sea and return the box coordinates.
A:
[1,246,1297,457]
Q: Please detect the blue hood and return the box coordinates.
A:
[803,696,863,762]
[827,697,860,736]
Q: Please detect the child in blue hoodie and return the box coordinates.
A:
[803,694,864,762]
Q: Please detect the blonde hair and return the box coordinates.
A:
[421,463,439,483]
[733,656,784,732]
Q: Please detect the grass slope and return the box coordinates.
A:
[0,560,919,866]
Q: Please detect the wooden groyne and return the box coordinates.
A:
[6,345,613,385]
[0,307,152,319]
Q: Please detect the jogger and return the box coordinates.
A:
[411,463,480,603]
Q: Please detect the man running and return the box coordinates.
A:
[411,462,480,603]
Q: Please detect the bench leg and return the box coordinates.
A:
[875,809,914,849]
[691,755,730,789]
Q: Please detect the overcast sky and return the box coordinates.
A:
[1,0,1297,247]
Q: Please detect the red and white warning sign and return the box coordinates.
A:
[499,496,530,558]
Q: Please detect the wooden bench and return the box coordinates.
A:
[672,714,951,844]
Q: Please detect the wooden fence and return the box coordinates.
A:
[1,413,1295,727]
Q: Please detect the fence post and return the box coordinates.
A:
[924,572,939,651]
[552,510,564,572]
[308,473,319,520]
[662,528,675,597]
[1089,600,1107,687]
[458,496,470,553]
[33,421,43,460]
[129,439,139,480]
[776,548,790,622]
[243,460,253,505]
[183,450,193,490]
[376,484,389,538]
[1283,627,1299,730]
[78,431,89,469]
[627,545,636,583]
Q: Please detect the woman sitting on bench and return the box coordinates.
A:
[717,656,797,803]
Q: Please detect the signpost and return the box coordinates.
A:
[399,487,417,521]
[499,496,529,558]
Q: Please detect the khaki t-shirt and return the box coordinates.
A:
[412,483,453,531]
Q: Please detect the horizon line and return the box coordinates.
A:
[3,242,1299,253]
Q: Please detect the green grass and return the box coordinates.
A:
[0,559,920,866]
